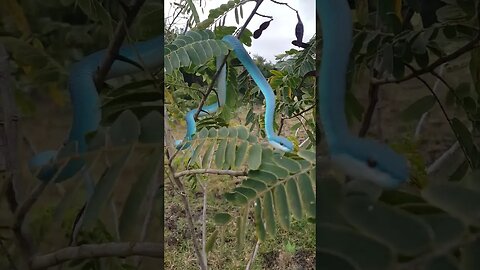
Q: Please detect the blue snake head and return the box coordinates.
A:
[268,135,294,152]
[331,137,409,189]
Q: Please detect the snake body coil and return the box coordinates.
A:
[177,35,293,152]
[29,36,164,182]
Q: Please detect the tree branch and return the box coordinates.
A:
[164,108,207,269]
[30,242,163,270]
[175,168,247,178]
[93,0,146,90]
[358,79,379,137]
[371,34,480,86]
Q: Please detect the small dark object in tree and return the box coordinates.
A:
[253,20,272,39]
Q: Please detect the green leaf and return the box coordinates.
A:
[470,47,480,94]
[449,160,469,181]
[317,178,345,224]
[214,138,228,168]
[213,213,232,225]
[460,238,480,270]
[199,141,214,167]
[139,111,162,143]
[342,196,433,256]
[206,230,218,253]
[247,144,262,170]
[224,191,248,206]
[317,223,394,270]
[393,56,405,79]
[382,44,394,74]
[165,30,229,74]
[248,170,277,185]
[234,7,239,24]
[263,190,276,236]
[436,5,467,22]
[236,126,249,140]
[218,126,229,137]
[234,186,256,200]
[285,178,303,220]
[258,163,288,179]
[297,149,315,163]
[110,110,140,146]
[443,25,457,39]
[425,256,459,270]
[272,155,301,174]
[422,182,480,224]
[298,173,315,217]
[187,140,203,167]
[318,251,359,270]
[225,138,236,167]
[82,148,133,228]
[414,52,429,68]
[254,198,266,241]
[421,214,465,248]
[401,95,436,121]
[234,140,248,168]
[86,128,107,151]
[451,118,477,163]
[185,0,200,24]
[274,184,290,230]
[379,190,425,205]
[236,208,248,248]
[119,148,161,240]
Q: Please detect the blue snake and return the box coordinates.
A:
[317,0,409,188]
[175,35,294,152]
[29,36,164,182]
[29,33,293,182]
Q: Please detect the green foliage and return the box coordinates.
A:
[195,0,244,30]
[175,126,315,243]
[164,29,231,74]
[316,1,480,269]
[317,174,480,270]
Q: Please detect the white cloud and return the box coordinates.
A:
[165,0,315,62]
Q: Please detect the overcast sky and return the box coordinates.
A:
[165,0,315,62]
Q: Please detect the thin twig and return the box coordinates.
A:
[269,0,298,13]
[175,168,247,178]
[164,109,207,269]
[284,105,315,120]
[403,63,473,168]
[372,34,480,86]
[167,2,186,33]
[255,13,273,20]
[94,0,147,90]
[30,242,163,270]
[200,183,208,263]
[245,240,260,270]
[358,71,380,137]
